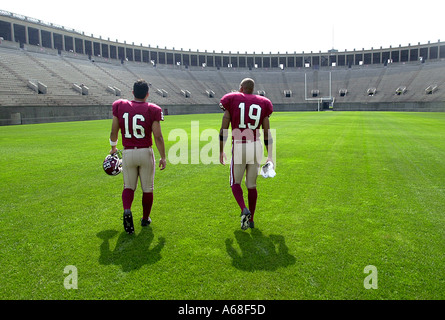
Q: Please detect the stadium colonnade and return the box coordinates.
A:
[2,10,445,69]
[0,10,445,125]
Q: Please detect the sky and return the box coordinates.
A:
[1,0,444,54]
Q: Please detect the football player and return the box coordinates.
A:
[109,79,166,234]
[219,78,274,230]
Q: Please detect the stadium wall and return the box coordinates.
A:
[2,102,444,126]
[0,104,241,125]
[333,102,445,112]
[0,105,112,125]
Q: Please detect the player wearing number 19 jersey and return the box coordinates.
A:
[219,78,273,230]
[109,80,166,234]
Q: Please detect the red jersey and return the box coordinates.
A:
[220,92,273,141]
[112,99,164,148]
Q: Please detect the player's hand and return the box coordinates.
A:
[159,158,167,170]
[109,146,118,155]
[266,156,273,165]
[220,152,227,165]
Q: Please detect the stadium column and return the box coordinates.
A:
[99,38,103,57]
[37,28,41,47]
[24,26,29,46]
[50,31,54,50]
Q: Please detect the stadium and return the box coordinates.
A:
[1,10,445,124]
[0,8,444,307]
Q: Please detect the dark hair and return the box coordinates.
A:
[133,79,149,99]
[240,78,255,94]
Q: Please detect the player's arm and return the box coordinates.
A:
[262,116,273,164]
[152,120,166,170]
[109,116,120,154]
[219,109,231,165]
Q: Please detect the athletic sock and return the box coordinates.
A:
[142,192,153,220]
[231,184,246,211]
[122,188,135,210]
[247,188,257,222]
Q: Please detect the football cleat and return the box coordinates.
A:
[240,207,251,230]
[249,221,255,229]
[141,217,152,227]
[103,151,122,176]
[123,209,135,234]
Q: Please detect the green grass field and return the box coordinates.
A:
[0,111,444,300]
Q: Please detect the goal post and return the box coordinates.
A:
[304,72,334,111]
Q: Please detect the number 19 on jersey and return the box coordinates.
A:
[238,103,261,130]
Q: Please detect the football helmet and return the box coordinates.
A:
[103,151,122,176]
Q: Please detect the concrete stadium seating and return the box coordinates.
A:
[1,44,445,124]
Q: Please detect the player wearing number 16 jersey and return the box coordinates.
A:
[109,79,166,234]
[219,78,274,230]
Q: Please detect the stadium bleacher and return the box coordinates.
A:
[2,44,445,106]
[0,10,445,124]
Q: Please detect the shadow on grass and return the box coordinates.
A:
[225,229,296,271]
[96,227,165,272]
